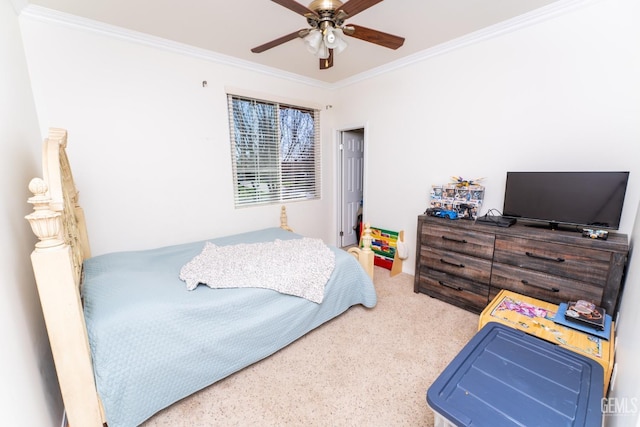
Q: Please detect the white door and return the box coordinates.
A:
[340,129,364,247]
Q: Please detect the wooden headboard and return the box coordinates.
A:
[25,128,105,426]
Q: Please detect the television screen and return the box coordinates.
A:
[502,171,629,230]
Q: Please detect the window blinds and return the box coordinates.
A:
[227,94,321,207]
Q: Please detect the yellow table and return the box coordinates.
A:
[479,289,614,394]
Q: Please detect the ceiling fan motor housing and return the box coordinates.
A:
[307,0,347,29]
[308,0,344,13]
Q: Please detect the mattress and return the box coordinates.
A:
[82,227,377,427]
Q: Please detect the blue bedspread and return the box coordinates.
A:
[82,228,377,427]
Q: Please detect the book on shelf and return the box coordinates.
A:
[564,300,606,331]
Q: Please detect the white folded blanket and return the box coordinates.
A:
[179,238,335,303]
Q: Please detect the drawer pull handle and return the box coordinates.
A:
[442,235,467,244]
[440,258,465,268]
[521,279,560,293]
[438,280,463,291]
[525,251,565,263]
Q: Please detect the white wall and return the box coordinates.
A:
[331,0,640,277]
[607,198,640,427]
[12,0,640,424]
[0,0,63,425]
[19,15,337,256]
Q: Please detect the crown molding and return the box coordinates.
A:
[19,4,329,89]
[19,0,598,91]
[332,0,600,89]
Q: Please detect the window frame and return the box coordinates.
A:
[227,93,321,208]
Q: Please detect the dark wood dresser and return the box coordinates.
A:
[414,214,629,314]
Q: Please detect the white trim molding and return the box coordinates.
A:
[333,0,603,89]
[19,0,600,90]
[18,4,327,89]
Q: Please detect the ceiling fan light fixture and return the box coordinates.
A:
[324,27,337,46]
[304,30,323,54]
[324,27,347,53]
[316,42,330,59]
[334,32,348,54]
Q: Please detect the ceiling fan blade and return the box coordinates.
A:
[343,24,404,49]
[320,49,334,69]
[271,0,318,17]
[251,30,305,53]
[339,0,383,18]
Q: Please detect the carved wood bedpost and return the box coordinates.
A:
[280,205,293,232]
[25,130,103,427]
[348,222,375,280]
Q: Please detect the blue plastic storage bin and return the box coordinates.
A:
[427,322,603,427]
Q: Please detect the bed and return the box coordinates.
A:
[25,128,377,427]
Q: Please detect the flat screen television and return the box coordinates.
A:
[502,171,629,230]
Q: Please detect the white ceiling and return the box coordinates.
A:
[23,0,563,85]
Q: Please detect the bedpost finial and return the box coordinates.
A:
[25,177,64,250]
[280,205,293,232]
[361,223,373,250]
[347,221,374,280]
[28,177,48,197]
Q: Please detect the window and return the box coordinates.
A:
[227,94,321,207]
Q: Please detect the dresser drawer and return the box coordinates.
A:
[420,247,493,284]
[490,263,604,306]
[414,214,628,316]
[417,268,489,313]
[493,236,610,285]
[421,223,495,259]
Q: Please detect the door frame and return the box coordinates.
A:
[336,124,367,247]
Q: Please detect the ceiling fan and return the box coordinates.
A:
[251,0,405,70]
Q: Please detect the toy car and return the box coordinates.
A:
[425,207,458,220]
[582,228,608,240]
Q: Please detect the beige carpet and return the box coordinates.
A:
[141,266,479,427]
